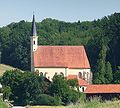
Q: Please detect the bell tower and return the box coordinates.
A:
[30,14,38,72]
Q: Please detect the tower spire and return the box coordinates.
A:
[30,13,38,72]
[31,13,37,36]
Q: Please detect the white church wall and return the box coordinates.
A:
[67,68,91,80]
[34,67,91,82]
[79,86,87,92]
[34,67,67,81]
[31,36,38,52]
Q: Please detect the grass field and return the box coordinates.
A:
[29,106,65,108]
[0,64,16,76]
[68,99,120,108]
[28,99,120,108]
[0,99,119,108]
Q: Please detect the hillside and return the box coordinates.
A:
[0,64,16,76]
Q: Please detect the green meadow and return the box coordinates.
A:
[29,99,120,108]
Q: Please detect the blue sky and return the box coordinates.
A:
[0,0,120,27]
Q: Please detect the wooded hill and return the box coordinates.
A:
[0,12,120,84]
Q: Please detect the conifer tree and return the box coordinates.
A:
[114,66,120,84]
[93,39,107,84]
[105,61,113,83]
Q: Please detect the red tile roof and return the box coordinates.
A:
[84,84,120,94]
[34,46,90,69]
[78,79,89,86]
[67,75,78,79]
[66,75,89,86]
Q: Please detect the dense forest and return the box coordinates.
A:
[0,13,120,84]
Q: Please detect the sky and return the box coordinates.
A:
[0,0,120,27]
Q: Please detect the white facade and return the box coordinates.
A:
[67,68,91,80]
[35,67,67,81]
[30,36,38,52]
[79,86,87,92]
[34,67,91,82]
[30,36,38,72]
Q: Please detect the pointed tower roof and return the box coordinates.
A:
[31,14,37,36]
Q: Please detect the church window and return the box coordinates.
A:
[60,72,64,76]
[35,70,39,74]
[45,72,48,74]
[44,72,48,77]
[90,72,93,80]
[82,87,84,92]
[87,72,89,80]
[40,72,43,76]
[79,72,82,79]
[83,72,86,80]
[34,41,35,45]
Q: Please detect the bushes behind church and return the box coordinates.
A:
[0,69,83,106]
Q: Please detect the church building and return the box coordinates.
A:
[30,15,92,91]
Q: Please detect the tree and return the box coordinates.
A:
[114,66,120,84]
[48,74,80,105]
[1,70,49,105]
[67,79,78,89]
[48,74,69,99]
[3,86,12,100]
[93,39,107,84]
[33,94,62,106]
[105,62,113,83]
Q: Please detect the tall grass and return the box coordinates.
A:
[29,106,65,108]
[30,98,120,108]
[67,98,120,108]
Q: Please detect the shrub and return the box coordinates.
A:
[48,75,81,105]
[69,90,80,103]
[33,94,62,106]
[62,89,80,105]
[67,79,78,88]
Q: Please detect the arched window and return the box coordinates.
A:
[40,72,43,76]
[83,72,86,80]
[90,72,93,83]
[87,72,89,80]
[91,72,93,79]
[34,41,35,45]
[79,72,82,79]
[35,70,39,75]
[82,87,84,92]
[44,72,48,77]
[60,72,64,77]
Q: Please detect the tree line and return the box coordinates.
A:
[0,13,120,84]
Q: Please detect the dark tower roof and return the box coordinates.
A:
[31,14,37,36]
